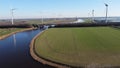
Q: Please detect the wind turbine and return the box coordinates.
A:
[105,3,108,23]
[40,12,44,24]
[11,8,16,25]
[41,16,44,24]
[92,10,95,22]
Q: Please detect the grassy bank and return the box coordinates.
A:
[0,28,23,36]
[34,27,120,67]
[0,28,33,40]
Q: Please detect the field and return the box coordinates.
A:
[34,27,120,67]
[26,19,76,24]
[0,18,76,25]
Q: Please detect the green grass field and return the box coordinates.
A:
[35,27,120,67]
[26,19,76,24]
[0,28,26,36]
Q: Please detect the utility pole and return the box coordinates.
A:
[105,3,108,23]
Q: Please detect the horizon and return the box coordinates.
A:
[1,16,120,20]
[0,0,120,19]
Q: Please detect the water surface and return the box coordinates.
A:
[0,29,53,68]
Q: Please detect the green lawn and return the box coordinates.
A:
[35,27,120,67]
[0,28,26,36]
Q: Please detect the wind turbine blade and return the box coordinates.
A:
[104,3,108,6]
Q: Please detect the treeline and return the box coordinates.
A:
[0,24,32,28]
[54,22,120,28]
[0,21,33,28]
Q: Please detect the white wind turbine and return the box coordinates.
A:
[11,8,16,25]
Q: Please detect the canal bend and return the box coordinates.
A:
[0,29,53,68]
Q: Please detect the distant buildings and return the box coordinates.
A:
[72,19,85,23]
[94,17,120,23]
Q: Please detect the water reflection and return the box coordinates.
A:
[13,34,16,47]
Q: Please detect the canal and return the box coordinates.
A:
[0,29,53,68]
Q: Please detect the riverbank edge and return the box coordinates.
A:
[30,28,120,68]
[30,29,70,68]
[0,28,35,40]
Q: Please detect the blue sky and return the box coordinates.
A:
[0,0,120,19]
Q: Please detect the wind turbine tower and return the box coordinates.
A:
[105,3,108,23]
[11,8,16,25]
[92,10,95,22]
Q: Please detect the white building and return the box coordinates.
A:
[72,19,85,23]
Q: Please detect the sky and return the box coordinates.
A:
[0,0,120,19]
